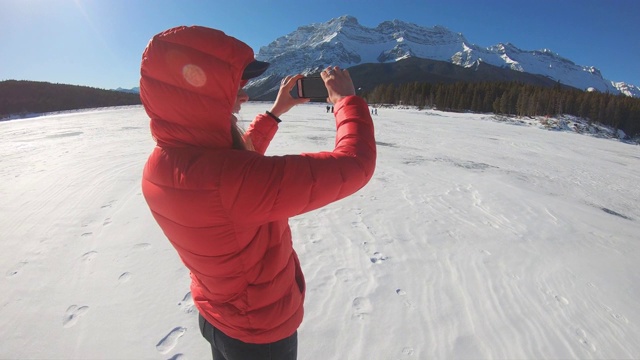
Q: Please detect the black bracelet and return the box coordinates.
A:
[265,111,282,123]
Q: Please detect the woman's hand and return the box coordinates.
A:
[269,74,310,118]
[321,66,355,104]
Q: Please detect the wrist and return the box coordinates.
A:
[265,110,282,123]
[268,106,283,118]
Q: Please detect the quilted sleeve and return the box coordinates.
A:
[244,113,279,155]
[220,96,376,224]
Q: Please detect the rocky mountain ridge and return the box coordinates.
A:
[246,15,638,99]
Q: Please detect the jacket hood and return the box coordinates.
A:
[140,26,256,148]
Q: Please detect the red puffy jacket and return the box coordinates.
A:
[140,26,376,344]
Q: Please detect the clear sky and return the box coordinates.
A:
[1,0,638,90]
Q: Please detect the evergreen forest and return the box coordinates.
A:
[363,81,640,137]
[0,80,141,119]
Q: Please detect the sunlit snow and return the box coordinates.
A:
[1,104,639,359]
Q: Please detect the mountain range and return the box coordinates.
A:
[245,15,639,100]
[115,87,140,94]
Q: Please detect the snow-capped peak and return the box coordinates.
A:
[249,16,638,98]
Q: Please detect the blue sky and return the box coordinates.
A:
[1,0,638,90]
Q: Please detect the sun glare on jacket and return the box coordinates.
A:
[183,64,206,87]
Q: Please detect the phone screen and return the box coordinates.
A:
[296,77,328,99]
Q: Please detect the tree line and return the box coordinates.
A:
[0,80,141,119]
[363,81,640,137]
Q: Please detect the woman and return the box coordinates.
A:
[140,25,376,359]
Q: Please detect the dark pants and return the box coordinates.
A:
[199,313,298,360]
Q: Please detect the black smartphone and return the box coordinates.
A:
[296,77,328,100]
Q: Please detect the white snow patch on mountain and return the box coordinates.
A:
[250,16,638,97]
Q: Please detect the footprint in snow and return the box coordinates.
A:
[574,328,597,353]
[133,243,152,251]
[101,200,116,209]
[156,327,187,354]
[63,305,89,328]
[396,288,416,309]
[118,272,132,283]
[352,297,373,319]
[539,287,569,306]
[601,304,629,324]
[370,252,388,264]
[555,295,569,305]
[81,251,98,262]
[402,347,415,355]
[334,268,357,283]
[178,292,196,314]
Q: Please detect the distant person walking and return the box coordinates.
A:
[139,26,376,360]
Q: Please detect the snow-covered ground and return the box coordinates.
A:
[1,103,639,359]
